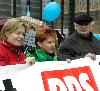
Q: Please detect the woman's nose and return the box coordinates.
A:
[51,42,55,47]
[20,34,24,39]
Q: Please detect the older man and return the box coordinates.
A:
[58,14,100,61]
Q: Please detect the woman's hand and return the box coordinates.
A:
[24,57,35,65]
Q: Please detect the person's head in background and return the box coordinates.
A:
[0,19,8,42]
[0,18,27,46]
[35,27,57,54]
[74,14,94,37]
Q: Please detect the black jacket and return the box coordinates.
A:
[58,32,100,60]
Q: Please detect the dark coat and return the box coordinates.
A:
[0,41,26,66]
[57,32,100,60]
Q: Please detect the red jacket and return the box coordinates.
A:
[0,41,26,66]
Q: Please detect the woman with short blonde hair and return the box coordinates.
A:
[0,17,35,66]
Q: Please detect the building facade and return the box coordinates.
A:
[0,0,100,34]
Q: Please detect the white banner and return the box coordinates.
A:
[0,56,100,91]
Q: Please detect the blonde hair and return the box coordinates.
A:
[0,16,47,41]
[0,18,27,41]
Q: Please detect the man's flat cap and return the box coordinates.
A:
[75,14,93,25]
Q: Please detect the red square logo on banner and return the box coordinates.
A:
[41,66,99,91]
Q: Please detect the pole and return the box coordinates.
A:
[68,0,75,35]
[87,0,89,15]
[61,0,64,36]
[13,0,16,17]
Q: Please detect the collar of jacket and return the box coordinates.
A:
[36,49,57,61]
[1,40,21,62]
[1,40,21,53]
[75,32,95,41]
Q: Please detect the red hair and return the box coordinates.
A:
[35,27,57,48]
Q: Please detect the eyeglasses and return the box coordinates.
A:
[78,22,90,26]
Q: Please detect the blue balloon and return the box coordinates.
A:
[43,2,61,22]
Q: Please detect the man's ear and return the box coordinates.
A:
[90,21,94,32]
[91,21,94,26]
[37,41,42,47]
[74,23,77,30]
